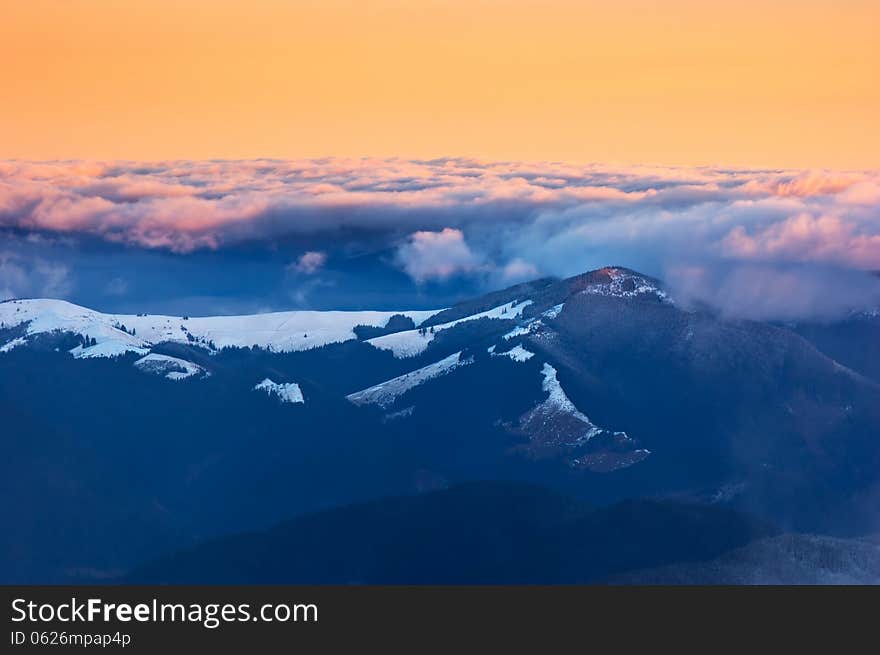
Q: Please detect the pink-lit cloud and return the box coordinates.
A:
[1,158,879,318]
[0,158,876,260]
[395,228,485,283]
[289,250,328,275]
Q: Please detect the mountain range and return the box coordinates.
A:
[2,266,879,583]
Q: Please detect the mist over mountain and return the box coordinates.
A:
[614,533,880,584]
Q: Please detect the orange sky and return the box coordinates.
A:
[2,0,877,168]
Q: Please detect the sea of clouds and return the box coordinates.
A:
[1,158,879,320]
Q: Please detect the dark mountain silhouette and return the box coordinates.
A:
[127,482,775,584]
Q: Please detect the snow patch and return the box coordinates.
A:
[71,342,150,359]
[494,344,535,362]
[368,299,533,358]
[254,378,305,404]
[383,406,415,422]
[583,268,668,301]
[134,353,206,380]
[0,337,26,353]
[542,303,565,319]
[347,351,473,408]
[503,319,544,340]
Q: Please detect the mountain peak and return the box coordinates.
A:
[561,266,666,300]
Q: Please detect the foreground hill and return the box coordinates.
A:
[127,482,775,584]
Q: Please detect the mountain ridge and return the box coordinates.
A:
[125,481,776,585]
[3,265,880,582]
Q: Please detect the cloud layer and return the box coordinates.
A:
[1,158,878,318]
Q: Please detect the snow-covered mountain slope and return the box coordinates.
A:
[514,363,649,472]
[134,353,207,380]
[347,351,474,408]
[254,379,305,404]
[0,267,660,362]
[0,299,441,358]
[501,305,565,342]
[524,363,604,446]
[542,303,565,319]
[493,344,535,362]
[366,299,533,358]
